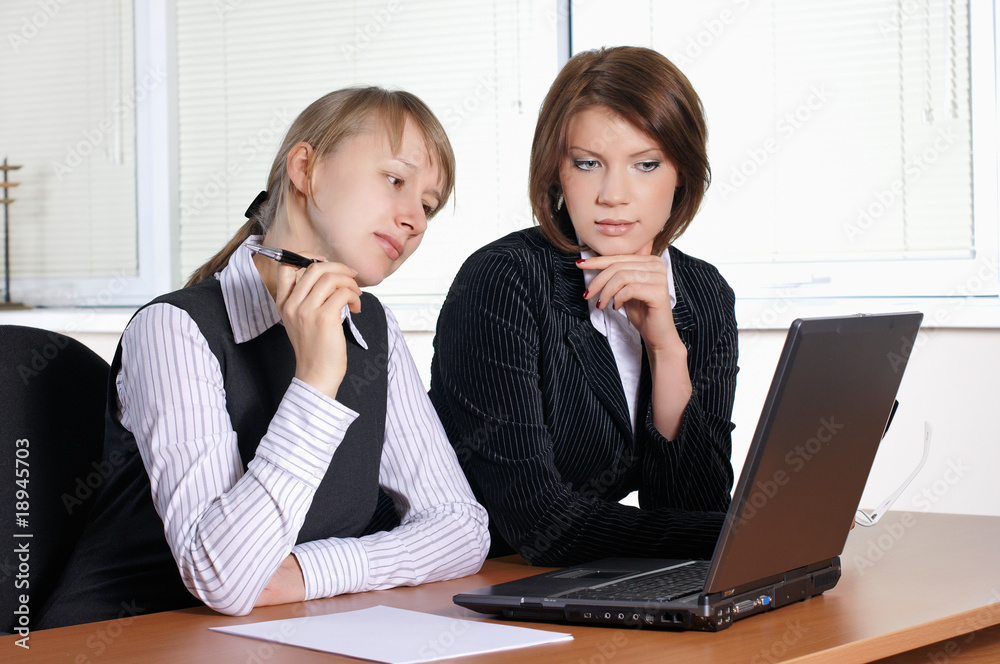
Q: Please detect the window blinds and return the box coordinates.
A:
[572,0,975,293]
[175,0,549,298]
[0,0,137,283]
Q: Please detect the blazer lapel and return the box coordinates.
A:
[551,245,700,443]
[551,249,634,443]
[669,248,697,351]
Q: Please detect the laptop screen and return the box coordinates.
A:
[704,313,923,596]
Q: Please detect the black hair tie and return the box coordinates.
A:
[244,190,268,219]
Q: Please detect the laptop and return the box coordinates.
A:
[454,312,924,631]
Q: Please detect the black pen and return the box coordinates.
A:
[246,243,321,268]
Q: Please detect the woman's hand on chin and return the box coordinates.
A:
[577,253,681,353]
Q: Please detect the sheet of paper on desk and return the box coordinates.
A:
[209,605,573,663]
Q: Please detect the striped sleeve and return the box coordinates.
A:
[118,302,357,616]
[638,258,737,513]
[292,304,489,598]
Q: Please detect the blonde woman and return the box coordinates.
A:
[39,87,488,628]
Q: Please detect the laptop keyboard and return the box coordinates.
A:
[560,561,709,602]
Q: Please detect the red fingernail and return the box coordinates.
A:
[576,258,585,264]
[597,299,602,308]
[583,289,589,298]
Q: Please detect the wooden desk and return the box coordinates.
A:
[6,511,1000,663]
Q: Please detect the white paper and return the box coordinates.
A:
[210,605,573,663]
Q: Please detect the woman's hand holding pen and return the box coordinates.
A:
[275,254,362,400]
[579,244,692,439]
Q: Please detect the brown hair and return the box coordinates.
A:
[186,86,456,286]
[528,46,710,255]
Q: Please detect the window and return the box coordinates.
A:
[572,0,998,300]
[4,0,557,311]
[4,1,998,312]
[0,0,160,306]
[173,0,556,315]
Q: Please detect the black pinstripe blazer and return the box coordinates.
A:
[429,227,737,566]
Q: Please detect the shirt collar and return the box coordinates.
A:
[219,236,367,349]
[579,245,676,337]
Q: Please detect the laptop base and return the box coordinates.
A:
[457,557,841,632]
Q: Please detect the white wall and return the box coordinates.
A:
[409,325,1000,519]
[8,309,991,518]
[734,327,1000,518]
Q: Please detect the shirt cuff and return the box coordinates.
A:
[293,538,370,600]
[251,378,360,489]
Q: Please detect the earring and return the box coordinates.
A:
[556,194,564,211]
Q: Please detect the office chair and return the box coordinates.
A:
[0,325,110,635]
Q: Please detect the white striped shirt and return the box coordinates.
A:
[116,239,489,616]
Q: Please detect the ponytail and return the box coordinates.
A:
[184,216,263,287]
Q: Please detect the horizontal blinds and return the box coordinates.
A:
[573,0,973,266]
[175,0,543,296]
[0,0,137,283]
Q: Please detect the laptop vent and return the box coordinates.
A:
[814,571,839,590]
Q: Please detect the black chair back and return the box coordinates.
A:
[0,325,109,635]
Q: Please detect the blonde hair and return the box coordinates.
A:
[186,87,456,286]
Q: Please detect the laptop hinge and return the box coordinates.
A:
[783,565,809,581]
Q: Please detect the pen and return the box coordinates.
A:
[246,243,321,268]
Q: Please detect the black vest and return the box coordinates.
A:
[37,278,397,628]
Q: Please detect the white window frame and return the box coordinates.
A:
[712,0,998,303]
[8,0,176,307]
[10,1,998,328]
[721,0,1000,331]
[568,1,998,308]
[131,0,179,305]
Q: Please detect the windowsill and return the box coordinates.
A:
[734,295,1000,330]
[0,306,138,335]
[2,295,999,336]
